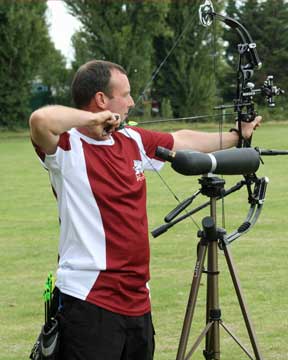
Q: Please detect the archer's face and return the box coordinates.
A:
[106,69,135,122]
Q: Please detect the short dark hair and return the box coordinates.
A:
[71,60,127,109]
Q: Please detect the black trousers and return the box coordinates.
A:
[58,293,155,360]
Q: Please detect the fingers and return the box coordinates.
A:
[237,115,262,141]
[112,113,120,121]
[105,112,121,129]
[97,110,119,123]
[101,112,121,137]
[253,115,262,130]
[86,111,122,140]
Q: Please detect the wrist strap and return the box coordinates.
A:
[229,127,240,135]
[229,127,242,147]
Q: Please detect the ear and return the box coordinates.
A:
[93,92,110,110]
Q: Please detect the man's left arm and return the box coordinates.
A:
[172,116,262,152]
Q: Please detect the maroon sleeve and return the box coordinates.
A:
[31,132,71,162]
[129,126,174,159]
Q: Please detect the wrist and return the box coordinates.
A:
[229,127,244,147]
[229,127,239,137]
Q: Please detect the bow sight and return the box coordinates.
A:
[199,0,284,135]
[245,75,285,108]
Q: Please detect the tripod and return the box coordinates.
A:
[176,176,264,360]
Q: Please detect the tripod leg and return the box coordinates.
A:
[176,240,208,360]
[184,321,214,360]
[223,244,264,360]
[220,321,255,360]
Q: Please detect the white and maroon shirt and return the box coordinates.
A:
[33,126,174,316]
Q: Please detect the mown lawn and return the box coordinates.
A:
[0,123,287,359]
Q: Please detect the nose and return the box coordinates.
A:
[128,95,135,108]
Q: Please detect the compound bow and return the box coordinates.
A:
[152,0,287,244]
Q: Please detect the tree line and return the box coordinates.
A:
[0,0,287,129]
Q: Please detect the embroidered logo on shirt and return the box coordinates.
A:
[133,160,145,182]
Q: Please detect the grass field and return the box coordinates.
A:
[0,123,287,360]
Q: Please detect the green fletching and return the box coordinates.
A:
[127,121,138,126]
[43,272,55,302]
[43,286,51,302]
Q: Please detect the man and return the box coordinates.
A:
[29,60,261,360]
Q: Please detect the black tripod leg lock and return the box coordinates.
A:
[198,217,226,245]
[197,216,218,246]
[202,217,217,242]
[203,349,220,360]
[209,308,221,321]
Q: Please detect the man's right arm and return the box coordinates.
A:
[29,105,119,154]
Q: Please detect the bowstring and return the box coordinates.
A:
[122,125,201,232]
[131,17,195,116]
